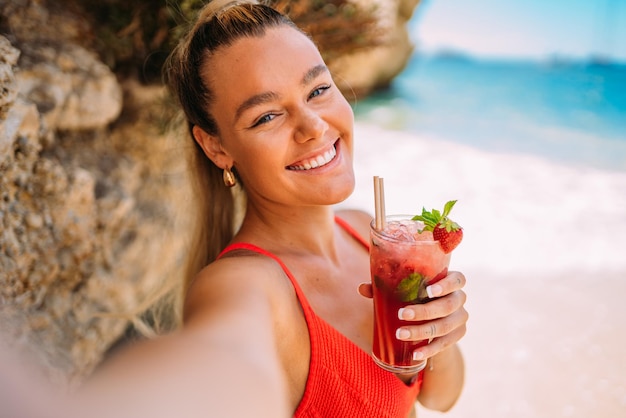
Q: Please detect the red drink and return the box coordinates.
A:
[370,216,451,374]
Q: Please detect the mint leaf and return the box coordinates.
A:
[412,200,460,232]
[395,272,424,302]
[442,200,457,218]
[412,207,439,230]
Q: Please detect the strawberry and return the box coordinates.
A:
[433,224,463,254]
[412,200,463,254]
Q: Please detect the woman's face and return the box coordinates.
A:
[203,25,355,209]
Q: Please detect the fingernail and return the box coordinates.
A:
[412,351,424,361]
[396,328,411,340]
[398,308,415,320]
[426,284,442,298]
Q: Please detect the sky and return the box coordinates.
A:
[410,0,626,62]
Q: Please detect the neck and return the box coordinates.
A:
[236,204,340,260]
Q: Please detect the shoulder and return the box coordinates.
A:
[335,208,373,242]
[183,252,291,329]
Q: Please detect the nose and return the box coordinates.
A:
[293,108,328,143]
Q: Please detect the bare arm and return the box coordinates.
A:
[417,342,465,411]
[0,262,289,418]
[79,319,288,418]
[79,261,290,418]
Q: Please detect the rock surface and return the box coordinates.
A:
[0,0,420,384]
[0,3,189,383]
[331,0,421,96]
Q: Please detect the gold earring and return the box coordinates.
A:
[223,167,236,187]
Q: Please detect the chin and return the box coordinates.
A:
[326,173,355,205]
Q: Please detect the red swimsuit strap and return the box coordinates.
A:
[217,241,313,311]
[216,216,370,309]
[333,215,370,250]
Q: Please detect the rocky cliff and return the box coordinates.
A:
[0,0,420,384]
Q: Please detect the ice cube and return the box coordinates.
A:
[383,220,434,242]
[413,229,434,242]
[384,221,418,242]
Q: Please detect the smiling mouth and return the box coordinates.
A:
[287,143,337,171]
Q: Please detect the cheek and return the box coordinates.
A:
[340,95,355,122]
[234,147,270,173]
[331,95,355,136]
[231,142,285,185]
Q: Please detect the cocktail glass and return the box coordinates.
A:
[370,215,451,374]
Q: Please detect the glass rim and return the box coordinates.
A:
[370,215,439,245]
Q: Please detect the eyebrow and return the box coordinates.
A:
[301,64,329,86]
[234,91,279,122]
[234,64,330,122]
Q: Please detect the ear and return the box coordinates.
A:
[192,125,233,169]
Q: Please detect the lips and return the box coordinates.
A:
[287,143,337,171]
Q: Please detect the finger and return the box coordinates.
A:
[357,282,373,299]
[398,290,467,321]
[426,271,466,298]
[411,325,467,362]
[396,306,468,342]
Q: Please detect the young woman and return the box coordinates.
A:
[163,1,468,416]
[2,1,467,417]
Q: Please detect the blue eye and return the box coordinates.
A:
[252,113,276,127]
[309,85,330,99]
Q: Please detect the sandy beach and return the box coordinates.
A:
[338,122,626,418]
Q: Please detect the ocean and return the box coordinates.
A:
[343,52,626,276]
[352,53,626,172]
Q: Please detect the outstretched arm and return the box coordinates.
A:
[1,267,289,418]
[79,325,288,418]
[80,264,290,418]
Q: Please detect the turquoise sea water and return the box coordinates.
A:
[353,54,626,172]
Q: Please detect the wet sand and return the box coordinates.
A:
[339,122,626,418]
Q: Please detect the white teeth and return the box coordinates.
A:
[289,146,336,170]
